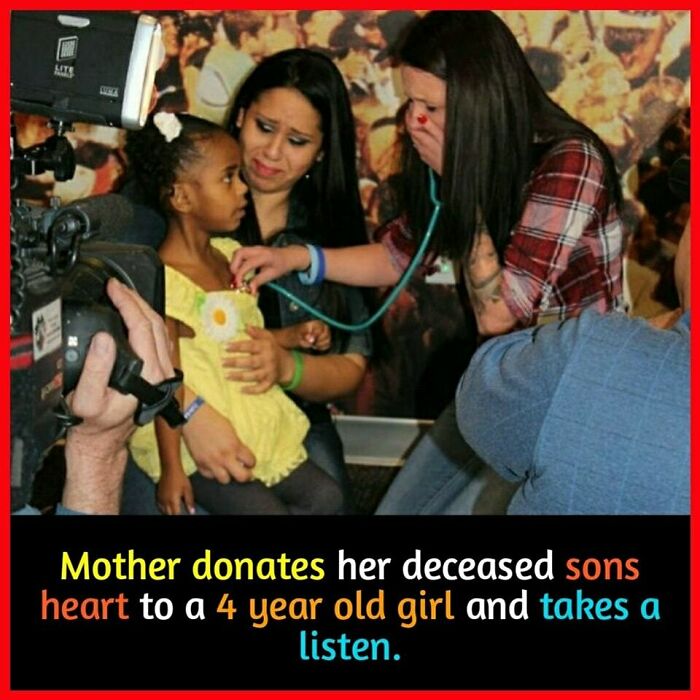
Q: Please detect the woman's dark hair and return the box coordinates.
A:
[124,112,226,215]
[397,10,622,260]
[229,48,366,250]
[229,48,383,355]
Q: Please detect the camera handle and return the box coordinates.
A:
[112,365,186,427]
[60,299,187,432]
[54,364,186,434]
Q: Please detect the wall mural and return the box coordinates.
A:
[14,10,690,419]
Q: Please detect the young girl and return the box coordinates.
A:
[126,112,342,515]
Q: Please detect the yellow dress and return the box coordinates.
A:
[129,238,310,487]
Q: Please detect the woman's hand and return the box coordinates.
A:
[181,403,256,483]
[230,245,310,294]
[406,112,444,175]
[157,469,195,515]
[275,320,331,352]
[224,326,290,394]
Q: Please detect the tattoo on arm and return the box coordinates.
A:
[466,269,504,315]
[463,230,506,316]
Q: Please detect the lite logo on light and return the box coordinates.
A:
[54,36,78,79]
[56,35,78,61]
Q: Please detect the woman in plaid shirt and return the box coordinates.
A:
[231,11,626,514]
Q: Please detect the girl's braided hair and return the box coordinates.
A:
[125,112,225,214]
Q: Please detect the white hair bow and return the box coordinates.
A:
[153,111,183,143]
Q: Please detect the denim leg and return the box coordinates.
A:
[120,457,161,515]
[375,400,488,515]
[303,422,355,513]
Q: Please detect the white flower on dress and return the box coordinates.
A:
[200,293,240,342]
[153,111,183,143]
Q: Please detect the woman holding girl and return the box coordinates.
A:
[176,49,374,511]
[126,113,343,515]
[231,11,626,514]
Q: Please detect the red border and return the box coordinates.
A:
[2,4,696,700]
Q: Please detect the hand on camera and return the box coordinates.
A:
[63,279,175,513]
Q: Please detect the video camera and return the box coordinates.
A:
[10,11,184,511]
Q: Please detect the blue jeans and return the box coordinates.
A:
[303,421,355,514]
[376,401,515,515]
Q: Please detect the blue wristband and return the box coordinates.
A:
[298,244,325,285]
[183,395,205,422]
[316,245,326,284]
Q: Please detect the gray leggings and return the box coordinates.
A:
[121,457,343,515]
[190,459,343,515]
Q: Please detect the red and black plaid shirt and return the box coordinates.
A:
[377,138,625,327]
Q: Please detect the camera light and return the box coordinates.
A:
[11,11,162,130]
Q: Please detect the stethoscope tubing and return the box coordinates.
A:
[267,169,443,332]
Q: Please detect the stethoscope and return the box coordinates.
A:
[266,168,443,332]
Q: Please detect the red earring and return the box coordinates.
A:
[417,114,428,125]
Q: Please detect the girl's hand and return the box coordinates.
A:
[277,320,331,352]
[182,403,256,483]
[224,326,288,394]
[229,245,309,294]
[157,469,195,515]
[297,320,331,351]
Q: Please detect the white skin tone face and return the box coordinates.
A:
[236,87,324,199]
[401,67,513,334]
[401,65,447,175]
[160,16,180,57]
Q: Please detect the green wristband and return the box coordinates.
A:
[279,350,304,392]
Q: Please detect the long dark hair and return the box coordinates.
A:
[230,48,383,355]
[229,48,366,250]
[398,11,622,260]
